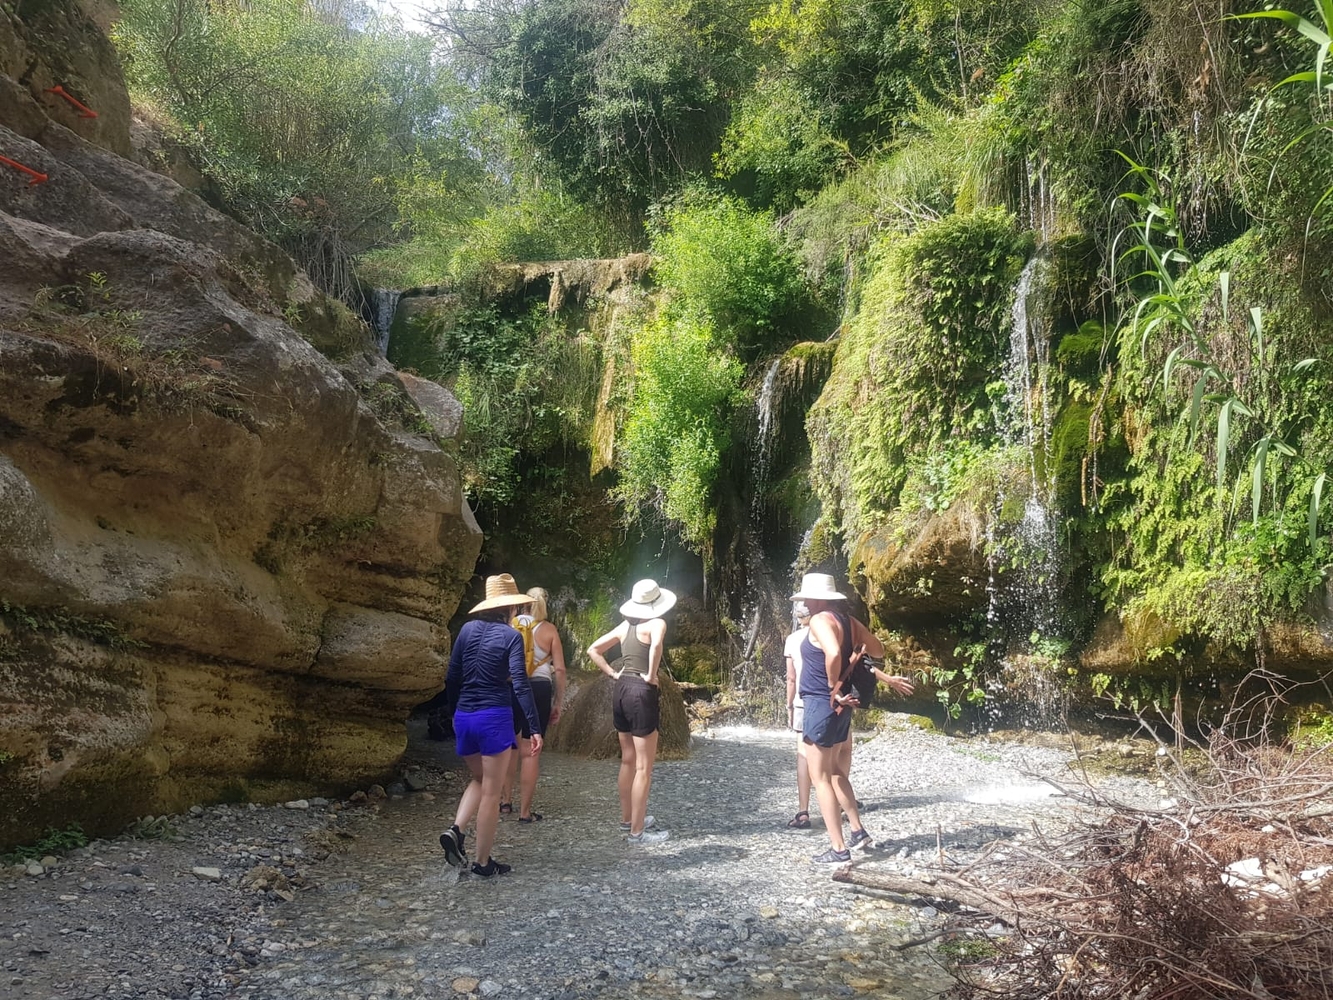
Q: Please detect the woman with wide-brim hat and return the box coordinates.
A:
[586,579,675,844]
[439,573,544,877]
[791,572,911,864]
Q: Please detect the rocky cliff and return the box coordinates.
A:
[0,2,482,847]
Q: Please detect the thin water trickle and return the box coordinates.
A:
[368,288,402,355]
[750,358,782,524]
[987,253,1068,726]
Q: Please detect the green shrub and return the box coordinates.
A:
[1,823,89,864]
[649,192,807,354]
[614,312,745,551]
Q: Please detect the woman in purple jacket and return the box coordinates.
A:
[439,574,543,878]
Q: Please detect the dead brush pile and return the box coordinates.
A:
[840,676,1333,999]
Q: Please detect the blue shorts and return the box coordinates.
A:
[802,694,851,748]
[453,706,517,757]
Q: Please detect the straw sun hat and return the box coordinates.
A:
[470,573,534,613]
[790,572,847,601]
[619,579,677,618]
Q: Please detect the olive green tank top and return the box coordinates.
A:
[619,622,650,677]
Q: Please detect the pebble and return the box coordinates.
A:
[0,716,1157,1000]
[285,800,310,810]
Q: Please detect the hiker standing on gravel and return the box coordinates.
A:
[499,586,566,822]
[439,574,543,878]
[792,573,911,864]
[587,580,675,845]
[785,602,814,830]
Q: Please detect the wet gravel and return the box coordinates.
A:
[1,716,1158,1000]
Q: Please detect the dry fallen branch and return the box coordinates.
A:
[866,672,1333,1000]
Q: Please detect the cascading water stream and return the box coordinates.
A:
[368,288,403,356]
[750,357,782,525]
[987,253,1066,725]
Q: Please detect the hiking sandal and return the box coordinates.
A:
[787,811,811,829]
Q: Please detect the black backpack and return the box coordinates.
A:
[834,611,877,704]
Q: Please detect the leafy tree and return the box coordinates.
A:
[113,0,486,299]
[474,0,759,229]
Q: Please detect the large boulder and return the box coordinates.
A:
[549,671,690,761]
[0,5,482,848]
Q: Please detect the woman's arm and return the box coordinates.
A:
[444,622,469,708]
[851,618,885,659]
[587,622,628,678]
[785,651,797,721]
[870,665,916,697]
[644,619,667,685]
[808,611,846,701]
[541,621,567,723]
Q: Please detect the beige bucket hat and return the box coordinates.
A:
[470,573,533,613]
[619,579,677,618]
[790,572,847,601]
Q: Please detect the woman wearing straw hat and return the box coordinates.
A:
[498,586,566,822]
[587,579,675,845]
[439,573,544,877]
[792,572,912,864]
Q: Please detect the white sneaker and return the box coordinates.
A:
[627,828,669,845]
[619,815,654,832]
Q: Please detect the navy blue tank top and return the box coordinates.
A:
[798,610,854,699]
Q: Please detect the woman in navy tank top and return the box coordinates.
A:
[791,573,909,864]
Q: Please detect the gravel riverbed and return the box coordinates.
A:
[1,717,1158,1000]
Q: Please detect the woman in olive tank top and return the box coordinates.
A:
[587,579,676,845]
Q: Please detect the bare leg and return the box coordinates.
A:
[473,749,513,866]
[796,738,811,816]
[518,736,540,818]
[618,732,636,825]
[830,737,863,831]
[629,731,658,834]
[453,754,485,835]
[806,740,846,851]
[500,734,519,808]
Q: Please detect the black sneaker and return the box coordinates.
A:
[812,847,851,864]
[439,826,466,867]
[847,828,873,851]
[471,858,512,878]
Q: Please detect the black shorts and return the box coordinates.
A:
[612,674,659,737]
[802,693,851,748]
[511,677,553,739]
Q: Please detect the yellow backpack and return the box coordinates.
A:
[511,614,538,676]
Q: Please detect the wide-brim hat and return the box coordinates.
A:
[619,579,677,618]
[790,572,847,601]
[470,573,533,613]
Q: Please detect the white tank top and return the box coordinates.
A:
[531,624,554,681]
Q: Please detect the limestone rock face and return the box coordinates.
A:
[549,672,690,761]
[0,6,481,848]
[854,502,990,622]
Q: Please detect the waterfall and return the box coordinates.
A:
[367,288,403,356]
[988,254,1066,726]
[750,357,782,524]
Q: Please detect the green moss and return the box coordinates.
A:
[1050,400,1092,507]
[0,600,141,650]
[1055,320,1106,378]
[808,209,1026,553]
